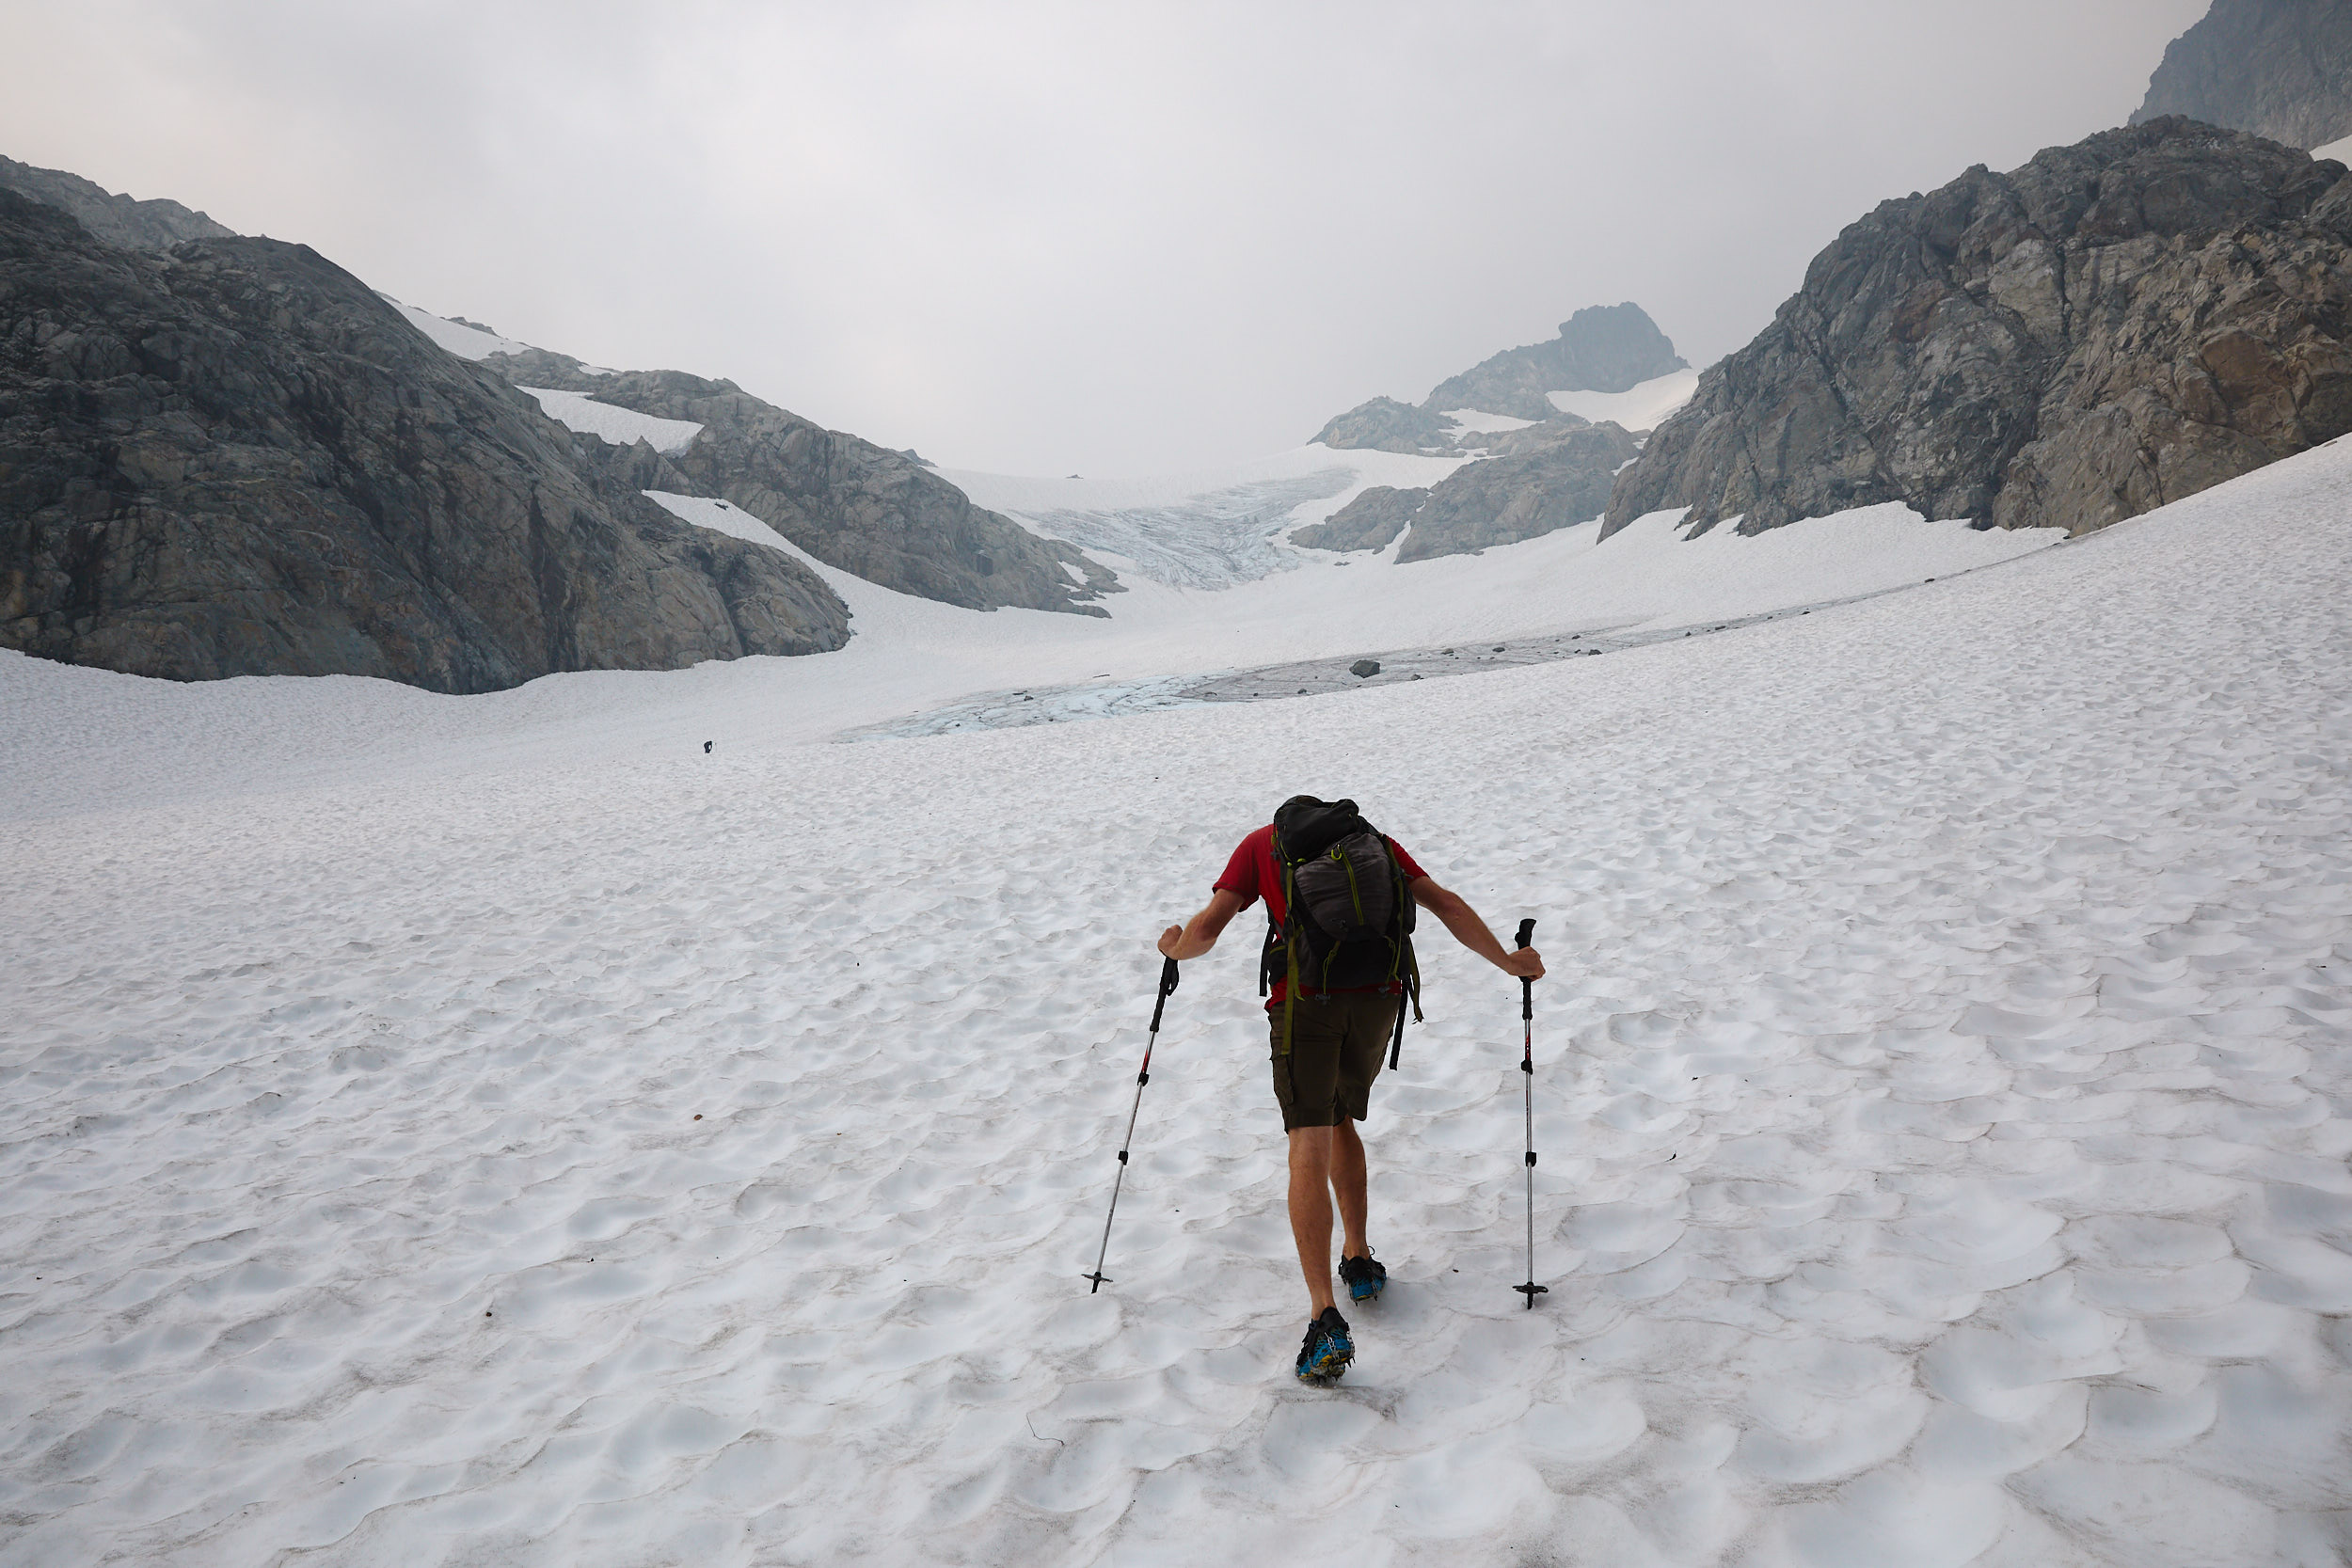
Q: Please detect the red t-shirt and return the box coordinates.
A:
[1216,824,1428,1007]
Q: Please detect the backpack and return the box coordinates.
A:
[1260,796,1423,1066]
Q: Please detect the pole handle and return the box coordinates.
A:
[1515,918,1534,1020]
[1149,957,1179,1032]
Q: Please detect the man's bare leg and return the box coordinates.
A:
[1330,1117,1369,1261]
[1287,1127,1338,1314]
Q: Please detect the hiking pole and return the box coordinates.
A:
[1086,957,1180,1293]
[1511,918,1548,1309]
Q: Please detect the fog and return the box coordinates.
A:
[2,0,2206,475]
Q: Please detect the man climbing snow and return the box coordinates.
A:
[1156,796,1544,1385]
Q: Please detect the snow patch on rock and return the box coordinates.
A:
[1549,368,1700,430]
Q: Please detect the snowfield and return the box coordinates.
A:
[1548,369,1700,432]
[386,299,535,362]
[3,438,2350,1567]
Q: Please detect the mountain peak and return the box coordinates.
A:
[2130,0,2352,150]
[0,154,235,250]
[1421,302,1688,421]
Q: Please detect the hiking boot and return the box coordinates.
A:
[1295,1307,1355,1385]
[1339,1249,1387,1303]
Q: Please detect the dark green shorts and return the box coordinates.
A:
[1270,991,1400,1132]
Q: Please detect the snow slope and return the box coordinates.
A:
[386,298,534,361]
[518,387,703,455]
[1549,368,1700,431]
[3,443,2350,1567]
[0,496,2058,822]
[2315,133,2352,166]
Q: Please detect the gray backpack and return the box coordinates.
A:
[1260,796,1422,1062]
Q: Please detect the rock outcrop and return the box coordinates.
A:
[1605,120,2352,541]
[1311,302,1686,451]
[0,187,848,691]
[1292,485,1428,552]
[483,348,1112,616]
[2132,0,2352,150]
[1296,421,1639,560]
[0,155,236,250]
[1311,396,1455,453]
[1397,421,1640,561]
[1423,303,1688,420]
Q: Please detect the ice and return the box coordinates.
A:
[517,388,704,455]
[2314,133,2352,166]
[1548,369,1701,431]
[3,432,2351,1564]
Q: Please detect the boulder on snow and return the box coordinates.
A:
[1350,658,1381,677]
[1605,119,2352,541]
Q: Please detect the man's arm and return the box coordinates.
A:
[1411,878,1544,979]
[1158,887,1248,960]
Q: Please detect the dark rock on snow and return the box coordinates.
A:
[0,187,848,691]
[485,348,1111,616]
[1299,420,1639,561]
[1293,485,1428,552]
[1423,303,1688,421]
[1606,120,2352,540]
[1349,658,1380,677]
[1399,421,1640,561]
[2132,0,2352,150]
[1311,303,1685,451]
[1311,396,1456,454]
[0,154,235,251]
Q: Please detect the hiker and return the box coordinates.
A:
[1156,796,1544,1384]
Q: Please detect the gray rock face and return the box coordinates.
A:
[1399,421,1640,561]
[0,154,236,250]
[1311,302,1685,447]
[1606,120,2352,541]
[484,349,1111,616]
[1297,421,1639,561]
[1311,397,1455,453]
[1423,303,1688,420]
[2132,0,2352,150]
[0,188,847,692]
[1292,485,1428,551]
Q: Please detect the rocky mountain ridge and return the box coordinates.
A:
[0,187,847,692]
[1313,301,1687,454]
[483,348,1112,616]
[1298,302,1682,562]
[1604,119,2352,541]
[2132,0,2352,150]
[0,153,1115,691]
[0,154,234,251]
[1295,420,1641,561]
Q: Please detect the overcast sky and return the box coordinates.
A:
[5,0,2206,476]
